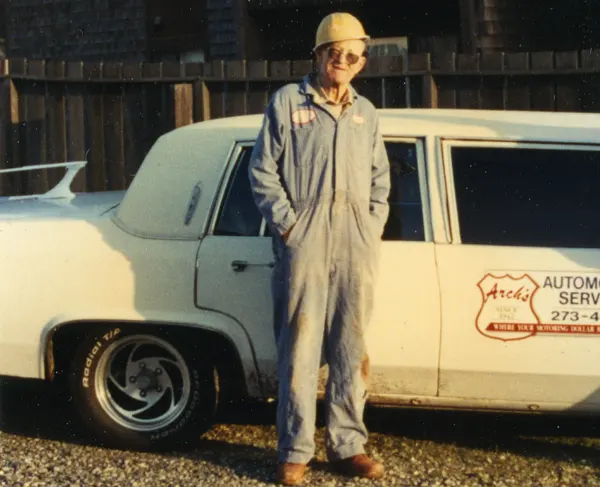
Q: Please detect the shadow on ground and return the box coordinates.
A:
[2,376,600,481]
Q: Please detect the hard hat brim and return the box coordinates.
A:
[313,35,370,53]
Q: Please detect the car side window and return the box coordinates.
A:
[214,147,262,237]
[452,145,600,248]
[383,141,425,241]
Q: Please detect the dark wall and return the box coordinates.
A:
[477,0,600,52]
[245,0,461,60]
[6,0,146,61]
[147,0,208,60]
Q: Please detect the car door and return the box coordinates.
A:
[436,140,600,409]
[363,138,441,398]
[195,138,442,400]
[195,143,279,395]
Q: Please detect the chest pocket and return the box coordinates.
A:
[290,123,327,167]
[348,117,371,162]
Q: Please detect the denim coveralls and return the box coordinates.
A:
[248,74,390,464]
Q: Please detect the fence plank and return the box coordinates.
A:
[46,82,67,190]
[436,76,457,108]
[174,84,194,127]
[456,76,480,109]
[65,83,87,192]
[85,85,106,191]
[123,84,145,186]
[556,77,581,112]
[530,76,556,111]
[6,52,600,195]
[103,85,126,190]
[247,82,269,115]
[505,76,531,110]
[480,76,505,109]
[579,75,600,112]
[225,82,247,116]
[23,80,49,194]
[193,80,211,122]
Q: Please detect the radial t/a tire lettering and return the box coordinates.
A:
[68,325,218,451]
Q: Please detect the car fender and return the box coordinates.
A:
[41,308,264,398]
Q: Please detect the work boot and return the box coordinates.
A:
[275,463,307,485]
[334,454,385,479]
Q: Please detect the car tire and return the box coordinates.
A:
[68,324,218,451]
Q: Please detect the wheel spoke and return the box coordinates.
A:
[107,374,138,397]
[91,333,195,432]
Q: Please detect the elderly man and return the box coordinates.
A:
[248,12,390,486]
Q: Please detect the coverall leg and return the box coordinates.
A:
[323,196,378,460]
[272,204,331,464]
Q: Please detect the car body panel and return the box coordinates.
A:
[3,108,600,414]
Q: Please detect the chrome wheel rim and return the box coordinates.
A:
[94,334,191,432]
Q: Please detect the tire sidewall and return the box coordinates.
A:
[69,325,216,450]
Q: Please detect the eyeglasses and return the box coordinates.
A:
[326,47,364,66]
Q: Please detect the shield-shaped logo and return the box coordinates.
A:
[476,273,541,341]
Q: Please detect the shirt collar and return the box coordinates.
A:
[300,74,357,106]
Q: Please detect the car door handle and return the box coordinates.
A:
[231,260,275,272]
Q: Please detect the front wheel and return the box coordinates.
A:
[68,325,218,450]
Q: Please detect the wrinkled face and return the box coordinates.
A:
[316,39,367,87]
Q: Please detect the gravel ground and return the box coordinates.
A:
[1,377,600,487]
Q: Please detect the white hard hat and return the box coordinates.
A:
[313,12,370,52]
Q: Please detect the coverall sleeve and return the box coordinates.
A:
[248,94,297,237]
[369,113,391,237]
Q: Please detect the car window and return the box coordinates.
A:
[383,141,425,241]
[214,147,262,237]
[451,145,600,248]
[232,142,426,241]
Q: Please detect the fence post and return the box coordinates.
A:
[174,83,194,128]
[421,75,438,108]
[193,80,211,122]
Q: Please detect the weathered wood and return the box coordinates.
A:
[85,85,107,191]
[457,53,480,72]
[4,52,600,194]
[408,53,433,73]
[46,82,67,190]
[23,80,48,194]
[193,80,211,122]
[247,82,269,115]
[531,52,555,71]
[480,77,505,109]
[226,60,246,80]
[480,52,505,71]
[123,84,145,187]
[581,50,600,70]
[270,61,291,78]
[65,82,87,192]
[421,74,439,108]
[103,85,126,190]
[247,61,268,79]
[456,76,480,109]
[505,76,531,110]
[579,75,600,113]
[174,83,194,127]
[555,51,579,71]
[530,75,556,111]
[556,78,581,112]
[436,77,457,108]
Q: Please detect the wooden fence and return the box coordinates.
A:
[2,50,600,196]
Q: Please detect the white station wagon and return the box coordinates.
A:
[3,108,600,450]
